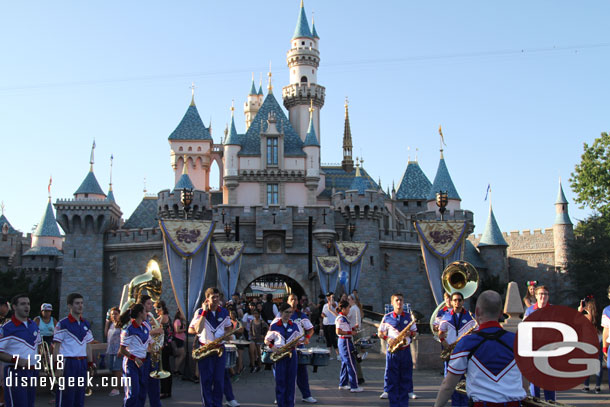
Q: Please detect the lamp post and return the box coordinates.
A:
[436,190,448,221]
[223,221,232,299]
[326,239,333,255]
[179,188,194,381]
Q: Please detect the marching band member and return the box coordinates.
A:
[53,293,95,407]
[336,300,362,393]
[602,285,610,394]
[0,294,41,407]
[265,303,303,407]
[434,290,527,407]
[269,293,317,404]
[137,295,163,407]
[438,292,476,407]
[378,293,416,407]
[523,285,555,401]
[118,303,151,407]
[189,287,232,407]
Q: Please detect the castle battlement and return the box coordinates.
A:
[105,227,161,245]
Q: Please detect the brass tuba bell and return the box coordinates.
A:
[120,259,163,315]
[429,261,479,342]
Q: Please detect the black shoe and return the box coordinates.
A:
[595,387,601,394]
[357,378,365,385]
[254,365,261,373]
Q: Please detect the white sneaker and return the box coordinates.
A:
[409,392,417,399]
[302,396,317,403]
[329,356,335,360]
[350,387,364,393]
[379,392,388,399]
[360,352,368,361]
[338,385,350,390]
[109,389,120,397]
[226,400,240,407]
[274,400,277,404]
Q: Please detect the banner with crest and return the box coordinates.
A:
[334,241,368,292]
[159,219,214,319]
[212,242,245,299]
[414,220,467,304]
[315,256,340,295]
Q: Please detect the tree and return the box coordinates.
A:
[570,132,610,216]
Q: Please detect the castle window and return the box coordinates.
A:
[267,184,279,205]
[417,201,422,207]
[403,201,408,207]
[267,137,278,166]
[301,41,305,45]
[188,146,192,151]
[179,147,183,151]
[197,146,202,151]
[300,76,308,83]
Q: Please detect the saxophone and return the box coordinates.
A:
[388,313,417,353]
[192,321,242,361]
[440,326,476,361]
[270,332,305,363]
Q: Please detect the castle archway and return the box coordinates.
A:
[236,263,309,302]
[243,273,304,301]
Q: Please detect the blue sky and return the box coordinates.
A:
[1,1,608,235]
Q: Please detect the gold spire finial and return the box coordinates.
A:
[190,82,196,106]
[109,154,114,191]
[312,11,315,25]
[231,99,235,115]
[48,176,52,202]
[300,0,304,8]
[438,125,446,158]
[89,139,96,172]
[309,99,314,116]
[182,155,189,175]
[267,61,273,92]
[0,201,4,216]
[415,147,419,162]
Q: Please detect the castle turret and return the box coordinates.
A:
[244,75,262,130]
[426,150,461,213]
[396,158,432,213]
[553,178,573,270]
[174,154,195,191]
[31,200,62,251]
[341,99,354,173]
[477,203,509,284]
[168,89,213,191]
[303,101,320,204]
[223,104,241,205]
[283,0,325,142]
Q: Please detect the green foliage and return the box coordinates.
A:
[0,269,59,320]
[568,215,610,308]
[570,132,610,216]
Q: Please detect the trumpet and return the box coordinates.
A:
[39,341,55,379]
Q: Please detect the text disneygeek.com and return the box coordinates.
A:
[4,371,131,390]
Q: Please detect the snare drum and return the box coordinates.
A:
[310,347,330,367]
[224,344,237,369]
[261,347,274,365]
[297,348,313,365]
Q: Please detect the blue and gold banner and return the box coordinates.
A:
[315,256,340,295]
[334,241,368,292]
[212,242,245,299]
[159,219,214,319]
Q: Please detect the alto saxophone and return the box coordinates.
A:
[270,332,305,363]
[388,313,417,354]
[192,321,242,361]
[440,326,476,361]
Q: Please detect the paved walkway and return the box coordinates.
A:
[35,351,610,406]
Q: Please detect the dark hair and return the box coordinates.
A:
[279,303,291,313]
[130,303,145,319]
[138,294,152,305]
[67,293,83,305]
[205,287,219,299]
[11,293,29,306]
[174,310,185,322]
[266,293,273,302]
[451,292,464,301]
[326,292,334,297]
[585,298,599,328]
[154,300,168,315]
[337,300,349,312]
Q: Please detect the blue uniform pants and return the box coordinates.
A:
[530,383,555,401]
[274,349,297,407]
[123,358,149,407]
[146,359,162,407]
[386,347,412,407]
[4,366,37,407]
[56,357,87,407]
[197,349,227,407]
[224,370,235,402]
[338,337,358,389]
[296,355,312,398]
[444,361,468,407]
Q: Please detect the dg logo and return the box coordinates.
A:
[514,305,599,391]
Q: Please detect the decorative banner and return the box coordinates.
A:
[212,242,245,299]
[315,256,339,295]
[159,219,214,320]
[334,241,368,292]
[414,220,467,305]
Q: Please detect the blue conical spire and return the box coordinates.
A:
[396,161,432,200]
[224,105,240,145]
[427,155,460,201]
[249,75,257,95]
[75,171,106,197]
[174,157,195,191]
[554,178,572,225]
[303,103,319,147]
[556,179,568,204]
[34,201,62,238]
[478,205,508,247]
[311,13,319,38]
[293,0,313,39]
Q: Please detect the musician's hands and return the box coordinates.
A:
[203,298,211,312]
[304,337,310,345]
[387,337,397,348]
[134,358,143,368]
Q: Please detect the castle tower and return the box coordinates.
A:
[283,0,325,142]
[55,147,122,339]
[553,178,574,270]
[426,150,461,214]
[303,101,320,204]
[341,99,354,173]
[477,203,509,284]
[223,105,241,205]
[244,75,262,130]
[396,157,432,213]
[31,200,63,251]
[168,89,213,191]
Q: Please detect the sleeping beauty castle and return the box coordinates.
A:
[0,2,574,338]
